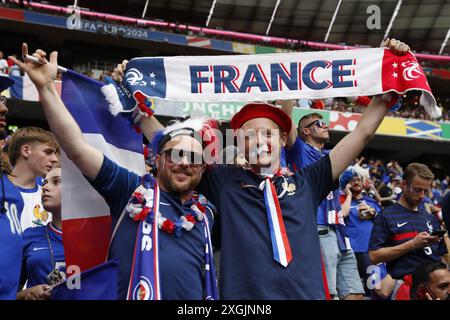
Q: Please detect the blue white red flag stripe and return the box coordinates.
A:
[61,69,145,272]
[8,74,62,101]
[262,179,293,267]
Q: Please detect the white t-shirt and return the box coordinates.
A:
[19,181,52,231]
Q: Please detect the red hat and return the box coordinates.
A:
[230,103,292,133]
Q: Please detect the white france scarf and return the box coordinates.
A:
[101,47,441,119]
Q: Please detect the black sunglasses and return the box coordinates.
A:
[160,148,203,167]
[304,119,326,129]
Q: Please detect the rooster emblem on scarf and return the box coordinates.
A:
[282,181,297,196]
[402,60,424,81]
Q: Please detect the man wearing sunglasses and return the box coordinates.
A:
[369,163,447,283]
[280,104,364,300]
[14,47,218,300]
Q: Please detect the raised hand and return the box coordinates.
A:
[9,43,58,90]
[381,37,410,56]
[111,59,129,82]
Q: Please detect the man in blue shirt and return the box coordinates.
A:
[16,45,217,300]
[281,105,364,300]
[369,163,447,280]
[198,106,336,299]
[199,71,408,298]
[88,130,217,299]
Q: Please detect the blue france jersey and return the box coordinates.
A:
[285,136,336,226]
[285,136,328,171]
[0,173,25,299]
[198,154,335,299]
[22,224,65,287]
[369,203,447,279]
[345,195,382,253]
[89,156,215,300]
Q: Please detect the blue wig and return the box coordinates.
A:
[339,167,356,190]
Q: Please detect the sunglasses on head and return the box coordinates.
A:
[304,119,326,129]
[160,148,203,167]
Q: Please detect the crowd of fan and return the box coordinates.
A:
[0,45,450,299]
[351,157,449,211]
[297,96,450,122]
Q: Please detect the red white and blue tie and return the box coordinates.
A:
[261,177,293,267]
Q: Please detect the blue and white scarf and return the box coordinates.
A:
[101,48,440,120]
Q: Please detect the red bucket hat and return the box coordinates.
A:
[230,103,292,133]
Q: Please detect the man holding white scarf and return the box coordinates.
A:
[111,38,412,299]
[18,38,413,299]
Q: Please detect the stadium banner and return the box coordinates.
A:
[292,108,331,126]
[182,101,245,120]
[157,102,449,141]
[329,112,361,131]
[60,70,145,272]
[442,123,450,139]
[376,117,407,136]
[102,48,441,119]
[405,119,442,139]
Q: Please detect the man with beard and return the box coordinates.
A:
[13,45,218,300]
[369,163,447,281]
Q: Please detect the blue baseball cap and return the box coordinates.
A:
[0,74,14,93]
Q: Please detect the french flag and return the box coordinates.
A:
[61,70,145,272]
[9,74,61,101]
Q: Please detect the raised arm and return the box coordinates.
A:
[329,38,410,181]
[278,99,298,148]
[11,43,103,179]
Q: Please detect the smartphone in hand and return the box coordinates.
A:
[429,229,446,237]
[416,284,437,300]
